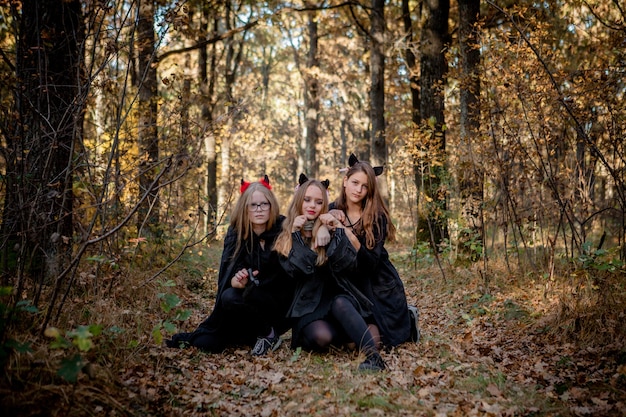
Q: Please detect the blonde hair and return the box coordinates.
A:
[230,182,280,258]
[274,179,329,265]
[334,161,395,249]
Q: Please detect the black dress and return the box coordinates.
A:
[167,215,294,352]
[329,204,411,347]
[279,228,373,348]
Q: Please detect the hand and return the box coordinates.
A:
[329,209,345,223]
[292,215,307,232]
[319,213,343,230]
[315,225,331,248]
[230,268,251,289]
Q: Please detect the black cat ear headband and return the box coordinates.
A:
[342,153,384,176]
[298,173,330,189]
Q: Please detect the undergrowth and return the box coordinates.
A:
[0,237,624,416]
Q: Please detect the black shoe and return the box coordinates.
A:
[358,353,386,372]
[251,334,282,356]
[408,305,421,343]
[166,333,191,349]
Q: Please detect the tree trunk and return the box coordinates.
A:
[1,0,83,292]
[136,0,160,236]
[402,0,424,239]
[370,0,387,198]
[458,0,483,259]
[201,8,217,234]
[219,3,247,209]
[418,0,449,245]
[302,11,320,178]
[402,0,420,126]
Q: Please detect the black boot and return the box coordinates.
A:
[165,332,192,349]
[358,352,386,372]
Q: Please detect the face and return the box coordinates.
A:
[248,190,271,226]
[301,185,325,220]
[343,171,369,205]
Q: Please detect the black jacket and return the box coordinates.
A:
[330,205,411,346]
[280,228,372,320]
[193,215,293,347]
[214,215,291,307]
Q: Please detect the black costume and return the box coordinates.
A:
[167,215,293,352]
[330,204,412,347]
[279,228,373,349]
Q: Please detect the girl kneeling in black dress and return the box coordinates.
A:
[274,177,385,371]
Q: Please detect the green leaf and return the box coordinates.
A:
[16,300,38,313]
[107,326,125,335]
[86,255,108,263]
[88,324,103,337]
[74,337,93,352]
[152,326,163,345]
[158,279,177,288]
[5,339,32,353]
[68,325,93,340]
[162,321,176,333]
[0,286,13,296]
[174,309,191,321]
[160,293,180,312]
[68,325,95,352]
[290,346,302,363]
[57,354,85,383]
[50,337,72,350]
[461,312,473,323]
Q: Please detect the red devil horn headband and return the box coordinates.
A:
[240,175,272,194]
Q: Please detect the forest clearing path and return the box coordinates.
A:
[129,258,625,416]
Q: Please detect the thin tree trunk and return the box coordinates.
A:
[136,0,159,235]
[201,8,217,234]
[418,0,449,245]
[219,3,247,209]
[402,0,420,126]
[370,0,387,198]
[458,0,483,259]
[402,0,426,242]
[303,10,320,177]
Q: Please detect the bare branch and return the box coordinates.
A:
[158,20,259,62]
[486,0,626,207]
[0,47,15,71]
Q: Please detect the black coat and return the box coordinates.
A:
[212,215,292,313]
[330,205,411,347]
[279,228,373,344]
[181,216,293,350]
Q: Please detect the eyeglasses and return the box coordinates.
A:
[248,202,271,212]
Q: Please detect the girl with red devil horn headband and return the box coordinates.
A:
[167,175,294,356]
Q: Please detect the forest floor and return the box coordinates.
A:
[1,243,626,416]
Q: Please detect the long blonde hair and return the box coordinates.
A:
[230,182,280,257]
[274,179,329,265]
[334,161,395,249]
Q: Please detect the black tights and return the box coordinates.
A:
[331,296,378,355]
[300,320,339,351]
[300,296,378,356]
